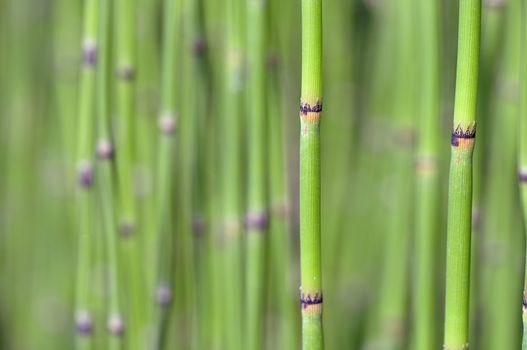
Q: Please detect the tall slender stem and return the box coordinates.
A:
[222,0,244,348]
[443,0,481,348]
[96,0,124,348]
[412,0,440,348]
[519,0,527,347]
[150,0,179,346]
[114,0,147,346]
[245,0,268,349]
[74,0,98,347]
[299,0,323,349]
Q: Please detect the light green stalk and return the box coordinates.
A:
[149,0,179,347]
[96,0,123,348]
[267,52,298,350]
[222,0,244,350]
[412,0,440,348]
[299,0,323,349]
[222,0,244,348]
[74,0,98,347]
[245,0,268,349]
[519,0,527,347]
[114,0,147,346]
[136,0,160,299]
[443,0,481,348]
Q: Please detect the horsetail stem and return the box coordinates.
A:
[299,0,323,349]
[443,0,481,348]
[114,0,147,346]
[412,0,440,347]
[245,0,268,349]
[74,0,98,347]
[222,0,244,347]
[96,0,124,348]
[149,0,179,346]
[520,0,527,346]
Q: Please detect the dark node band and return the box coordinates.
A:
[156,284,172,307]
[96,140,114,159]
[119,222,135,237]
[451,124,476,146]
[192,217,206,236]
[300,293,323,308]
[75,311,93,335]
[192,38,207,56]
[300,101,323,114]
[77,162,93,188]
[107,314,125,336]
[523,293,527,309]
[159,113,177,134]
[117,65,136,81]
[245,211,269,230]
[83,46,98,67]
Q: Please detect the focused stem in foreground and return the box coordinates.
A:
[299,0,323,349]
[443,0,481,348]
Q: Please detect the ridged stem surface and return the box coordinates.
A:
[300,0,323,349]
[443,0,481,348]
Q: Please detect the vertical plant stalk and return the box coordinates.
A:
[150,0,179,346]
[520,0,527,347]
[412,0,440,348]
[299,0,323,349]
[74,0,98,347]
[114,0,147,347]
[443,0,481,348]
[267,52,297,350]
[245,0,268,349]
[96,0,124,348]
[222,0,244,348]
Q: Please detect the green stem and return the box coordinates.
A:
[443,0,481,348]
[299,0,323,349]
[222,0,244,348]
[412,0,440,348]
[245,0,268,349]
[150,0,179,347]
[74,0,98,347]
[114,0,147,346]
[96,0,123,348]
[519,0,527,347]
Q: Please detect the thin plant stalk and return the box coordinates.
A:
[96,0,124,347]
[245,0,268,349]
[149,0,179,346]
[74,0,98,347]
[412,0,440,348]
[443,0,481,348]
[521,0,527,346]
[114,0,147,346]
[299,0,323,349]
[222,0,244,348]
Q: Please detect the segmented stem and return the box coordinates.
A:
[300,0,323,349]
[443,0,481,348]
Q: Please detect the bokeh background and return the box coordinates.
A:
[0,0,524,349]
